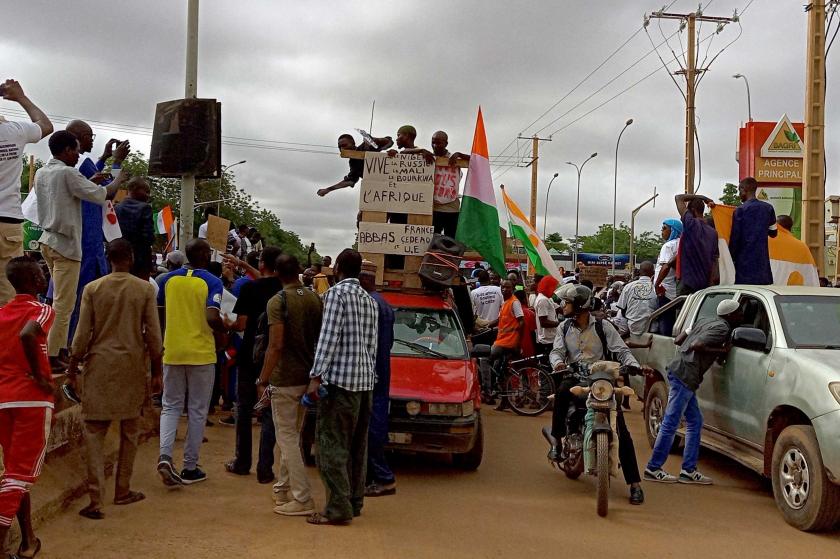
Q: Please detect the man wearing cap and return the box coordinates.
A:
[644,298,742,485]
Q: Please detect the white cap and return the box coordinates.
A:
[716,299,740,317]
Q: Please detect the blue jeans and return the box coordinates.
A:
[646,372,703,473]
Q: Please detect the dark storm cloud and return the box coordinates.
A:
[2,0,837,257]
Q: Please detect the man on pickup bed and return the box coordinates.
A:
[644,298,742,485]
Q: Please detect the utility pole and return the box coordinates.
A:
[801,0,829,274]
[647,7,739,194]
[518,134,552,227]
[179,0,199,250]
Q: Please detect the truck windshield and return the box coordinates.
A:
[775,295,840,349]
[392,308,468,359]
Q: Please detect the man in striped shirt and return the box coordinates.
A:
[305,248,378,526]
[0,256,55,558]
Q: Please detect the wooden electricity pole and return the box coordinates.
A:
[648,8,738,194]
[518,135,551,227]
[801,1,829,273]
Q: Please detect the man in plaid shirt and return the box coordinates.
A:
[305,248,379,526]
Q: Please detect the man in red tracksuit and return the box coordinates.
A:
[0,256,55,558]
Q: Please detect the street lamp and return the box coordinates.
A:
[542,172,560,240]
[567,152,598,266]
[218,160,246,213]
[612,118,633,276]
[629,188,658,272]
[733,74,752,122]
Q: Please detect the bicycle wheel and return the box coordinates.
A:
[505,366,554,416]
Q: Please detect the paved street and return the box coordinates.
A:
[35,404,839,558]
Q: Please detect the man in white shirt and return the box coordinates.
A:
[34,131,127,370]
[470,269,503,328]
[655,219,683,335]
[616,261,658,337]
[0,79,53,304]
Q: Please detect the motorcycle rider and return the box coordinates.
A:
[548,283,647,505]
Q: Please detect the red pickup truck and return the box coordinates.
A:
[300,290,483,470]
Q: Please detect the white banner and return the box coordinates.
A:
[358,222,435,256]
[359,152,434,215]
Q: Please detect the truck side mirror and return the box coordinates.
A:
[470,344,492,358]
[731,327,768,352]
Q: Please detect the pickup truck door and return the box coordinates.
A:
[690,291,737,430]
[708,294,773,445]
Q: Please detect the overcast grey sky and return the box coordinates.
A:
[2,0,838,258]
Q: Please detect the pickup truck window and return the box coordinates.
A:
[738,295,772,341]
[393,308,469,359]
[775,295,840,349]
[696,292,736,323]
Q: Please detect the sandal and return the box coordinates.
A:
[16,537,41,559]
[114,491,145,505]
[306,512,351,526]
[78,505,104,520]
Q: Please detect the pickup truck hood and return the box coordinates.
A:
[787,349,840,380]
[389,356,475,403]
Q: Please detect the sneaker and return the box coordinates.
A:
[365,482,396,497]
[219,416,236,427]
[274,499,316,516]
[643,468,678,483]
[180,467,208,485]
[273,487,292,506]
[157,456,183,487]
[679,469,713,485]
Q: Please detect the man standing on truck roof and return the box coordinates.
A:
[317,133,394,197]
[721,177,778,285]
[548,283,647,506]
[359,260,397,497]
[644,298,743,485]
[674,194,719,294]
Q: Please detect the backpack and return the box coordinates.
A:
[561,317,615,362]
[252,290,287,367]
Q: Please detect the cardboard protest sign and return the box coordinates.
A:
[358,222,435,256]
[359,153,434,215]
[206,214,231,253]
[579,265,608,287]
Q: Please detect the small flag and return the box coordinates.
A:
[501,187,562,280]
[155,206,174,238]
[710,205,819,286]
[102,201,122,241]
[455,107,506,275]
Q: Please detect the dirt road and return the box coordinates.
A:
[32,406,839,558]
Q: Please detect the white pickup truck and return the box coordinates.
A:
[628,285,840,531]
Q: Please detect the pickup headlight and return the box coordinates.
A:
[426,401,475,417]
[829,383,840,406]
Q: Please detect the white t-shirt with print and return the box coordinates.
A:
[471,285,503,322]
[0,120,42,219]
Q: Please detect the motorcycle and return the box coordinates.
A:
[542,361,636,517]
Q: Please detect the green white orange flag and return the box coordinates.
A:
[455,108,506,275]
[501,187,562,280]
[155,206,174,238]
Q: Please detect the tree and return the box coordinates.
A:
[19,156,45,192]
[720,183,741,206]
[544,232,571,254]
[116,153,310,259]
[577,223,662,262]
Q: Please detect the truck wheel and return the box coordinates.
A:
[299,412,317,467]
[771,425,840,531]
[453,416,483,470]
[644,380,680,453]
[596,431,609,518]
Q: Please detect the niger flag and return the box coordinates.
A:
[710,205,819,286]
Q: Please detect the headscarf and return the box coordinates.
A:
[663,218,683,241]
[537,275,559,298]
